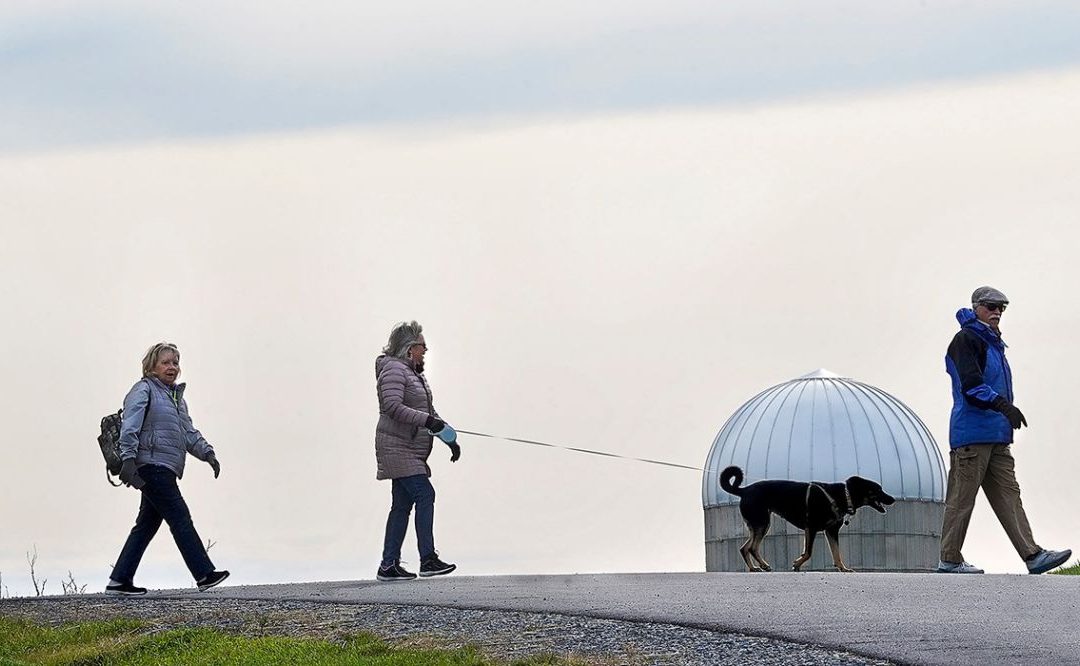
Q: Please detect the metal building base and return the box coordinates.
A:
[705,500,944,572]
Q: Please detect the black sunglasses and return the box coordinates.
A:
[979,302,1007,312]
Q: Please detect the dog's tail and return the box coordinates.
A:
[719,466,745,496]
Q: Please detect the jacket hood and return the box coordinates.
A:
[955,308,979,327]
[956,307,1006,348]
[375,354,410,378]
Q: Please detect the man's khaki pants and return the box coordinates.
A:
[940,443,1040,564]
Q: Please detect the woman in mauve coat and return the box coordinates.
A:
[374,321,461,581]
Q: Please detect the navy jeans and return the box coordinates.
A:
[381,474,436,567]
[110,465,215,584]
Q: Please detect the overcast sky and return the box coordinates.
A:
[5,1,1080,151]
[2,2,1079,596]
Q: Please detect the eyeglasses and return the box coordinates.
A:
[410,343,428,351]
[978,302,1007,313]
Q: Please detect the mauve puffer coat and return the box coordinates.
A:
[375,355,441,480]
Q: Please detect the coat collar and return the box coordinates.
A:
[146,376,187,397]
[956,307,1007,350]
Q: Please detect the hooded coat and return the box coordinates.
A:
[945,308,1015,447]
[374,355,441,480]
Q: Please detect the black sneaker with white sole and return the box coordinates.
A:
[377,562,418,582]
[419,554,456,577]
[196,570,230,591]
[105,582,147,596]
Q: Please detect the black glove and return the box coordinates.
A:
[447,441,461,462]
[425,415,445,433]
[992,396,1027,429]
[120,459,145,489]
[207,455,221,479]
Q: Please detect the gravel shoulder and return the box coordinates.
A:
[1,596,890,666]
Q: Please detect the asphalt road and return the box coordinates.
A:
[161,572,1079,665]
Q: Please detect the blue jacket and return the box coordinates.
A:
[118,377,215,478]
[945,308,1014,447]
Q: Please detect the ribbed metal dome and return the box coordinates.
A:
[702,369,946,507]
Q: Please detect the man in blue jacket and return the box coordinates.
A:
[939,286,1071,574]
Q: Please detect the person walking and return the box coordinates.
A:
[375,321,460,581]
[106,342,229,595]
[938,287,1072,574]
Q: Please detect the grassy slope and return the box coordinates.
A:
[0,617,581,666]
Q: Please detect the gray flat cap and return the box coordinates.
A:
[971,286,1009,305]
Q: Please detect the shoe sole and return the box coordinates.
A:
[936,569,984,574]
[197,572,230,591]
[105,589,147,596]
[419,565,457,578]
[376,575,417,582]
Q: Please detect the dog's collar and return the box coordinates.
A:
[842,482,856,516]
[808,482,854,524]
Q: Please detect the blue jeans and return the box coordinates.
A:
[110,465,215,584]
[381,474,436,567]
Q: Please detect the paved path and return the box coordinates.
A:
[161,572,1079,665]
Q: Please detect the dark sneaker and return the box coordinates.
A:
[105,582,147,596]
[377,562,417,582]
[419,554,456,578]
[1026,549,1072,575]
[196,570,230,591]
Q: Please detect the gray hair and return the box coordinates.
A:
[141,342,180,377]
[383,321,423,359]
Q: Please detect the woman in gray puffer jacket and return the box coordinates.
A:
[375,321,460,582]
[106,342,229,596]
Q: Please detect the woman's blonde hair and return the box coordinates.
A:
[141,342,180,377]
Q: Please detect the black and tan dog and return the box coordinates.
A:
[719,465,895,572]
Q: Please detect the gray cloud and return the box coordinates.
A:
[4,2,1080,152]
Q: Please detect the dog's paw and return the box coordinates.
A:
[836,566,855,573]
[760,564,772,572]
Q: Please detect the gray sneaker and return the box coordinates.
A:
[937,559,984,574]
[1026,548,1072,575]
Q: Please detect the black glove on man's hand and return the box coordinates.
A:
[426,416,446,433]
[447,442,461,462]
[120,459,145,489]
[992,396,1028,429]
[208,456,221,479]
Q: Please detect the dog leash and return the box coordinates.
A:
[456,428,711,473]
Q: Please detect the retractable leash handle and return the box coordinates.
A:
[428,423,458,444]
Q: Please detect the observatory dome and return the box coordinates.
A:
[702,369,945,507]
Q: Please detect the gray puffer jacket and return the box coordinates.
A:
[375,355,440,480]
[118,377,215,479]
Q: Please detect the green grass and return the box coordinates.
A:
[0,617,587,665]
[1049,560,1080,575]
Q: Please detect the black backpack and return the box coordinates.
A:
[98,409,124,486]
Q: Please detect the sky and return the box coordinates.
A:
[3,1,1080,596]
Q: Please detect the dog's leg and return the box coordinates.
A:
[792,529,817,571]
[749,521,773,572]
[825,527,854,572]
[739,534,761,572]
